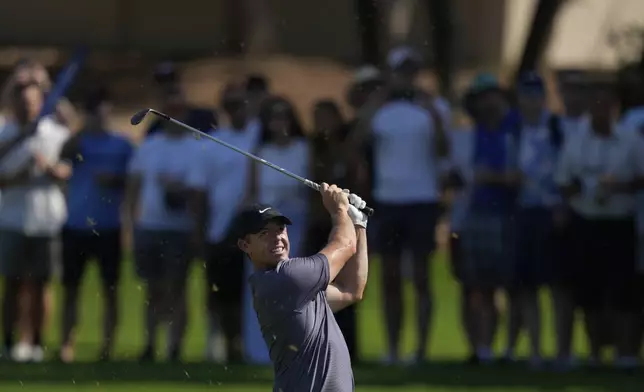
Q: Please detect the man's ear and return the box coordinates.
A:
[237,238,248,253]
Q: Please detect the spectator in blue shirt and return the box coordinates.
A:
[58,86,134,362]
[504,72,565,368]
[453,73,519,363]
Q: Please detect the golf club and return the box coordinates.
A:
[130,108,375,216]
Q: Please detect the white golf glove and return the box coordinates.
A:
[346,191,368,228]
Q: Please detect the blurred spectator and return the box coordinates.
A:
[352,46,450,364]
[504,72,564,368]
[346,65,384,114]
[617,64,644,131]
[555,81,644,369]
[0,81,71,362]
[245,74,271,119]
[616,65,644,354]
[57,87,134,362]
[308,99,359,361]
[1,58,77,130]
[455,73,516,364]
[345,65,384,201]
[250,97,310,258]
[558,70,590,137]
[188,81,261,363]
[0,58,78,362]
[146,62,217,137]
[126,111,200,362]
[444,126,475,364]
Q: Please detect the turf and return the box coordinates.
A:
[0,252,641,391]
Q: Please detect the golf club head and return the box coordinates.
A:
[130,109,151,125]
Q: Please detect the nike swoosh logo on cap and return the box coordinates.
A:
[259,207,271,213]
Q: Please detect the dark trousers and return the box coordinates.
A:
[306,221,359,361]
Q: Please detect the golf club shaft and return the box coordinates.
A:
[140,109,374,216]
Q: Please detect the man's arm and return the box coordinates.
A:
[327,226,368,312]
[422,97,450,159]
[0,161,33,189]
[0,123,37,162]
[318,211,357,283]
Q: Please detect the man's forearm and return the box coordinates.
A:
[329,212,357,253]
[332,227,368,300]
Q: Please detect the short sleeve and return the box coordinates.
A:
[629,133,644,176]
[277,253,330,308]
[127,143,147,175]
[185,145,210,190]
[555,136,575,186]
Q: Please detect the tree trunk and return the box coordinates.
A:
[515,0,565,79]
[355,0,381,65]
[224,0,246,55]
[426,0,453,98]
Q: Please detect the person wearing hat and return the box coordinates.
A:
[234,184,368,392]
[447,72,517,364]
[348,46,450,365]
[502,71,566,368]
[558,69,590,137]
[555,80,644,370]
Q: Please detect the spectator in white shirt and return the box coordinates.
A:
[188,81,260,363]
[555,82,644,370]
[616,65,644,361]
[0,82,71,362]
[249,97,310,258]
[125,104,201,363]
[357,46,449,364]
[558,70,590,138]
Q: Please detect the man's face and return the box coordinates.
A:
[388,61,419,90]
[223,88,248,122]
[158,84,186,115]
[474,90,507,121]
[239,221,290,266]
[589,87,616,123]
[561,83,588,115]
[14,85,43,123]
[517,90,545,118]
[314,106,342,133]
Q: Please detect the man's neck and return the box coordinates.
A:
[591,120,612,137]
[523,110,546,127]
[231,123,247,132]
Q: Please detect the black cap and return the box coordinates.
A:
[232,204,292,239]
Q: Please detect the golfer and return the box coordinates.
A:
[233,183,368,392]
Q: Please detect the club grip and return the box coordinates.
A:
[361,205,375,217]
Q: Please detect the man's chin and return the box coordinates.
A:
[271,251,288,262]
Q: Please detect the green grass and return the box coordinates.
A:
[0,252,641,391]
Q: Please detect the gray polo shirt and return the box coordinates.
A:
[248,253,354,392]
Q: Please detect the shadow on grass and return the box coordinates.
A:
[0,360,642,390]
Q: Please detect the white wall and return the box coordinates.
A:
[502,0,644,70]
